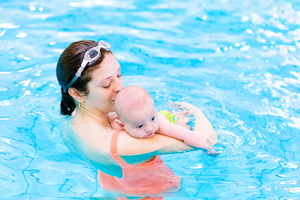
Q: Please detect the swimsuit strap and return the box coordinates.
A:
[110,129,123,154]
[110,129,158,167]
[110,129,128,166]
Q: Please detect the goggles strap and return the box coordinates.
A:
[76,59,89,77]
[63,75,78,93]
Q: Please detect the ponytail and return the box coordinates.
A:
[60,88,76,115]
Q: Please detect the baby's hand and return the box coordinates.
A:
[205,147,221,156]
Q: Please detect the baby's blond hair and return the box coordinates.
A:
[114,86,151,122]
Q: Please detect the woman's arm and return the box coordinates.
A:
[72,117,195,157]
[116,129,196,156]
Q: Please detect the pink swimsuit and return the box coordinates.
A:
[97,130,181,198]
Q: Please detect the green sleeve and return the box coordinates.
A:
[158,110,178,124]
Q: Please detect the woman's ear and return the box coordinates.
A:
[68,87,85,103]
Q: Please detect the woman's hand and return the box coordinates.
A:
[172,102,203,116]
[173,110,191,130]
[172,102,218,146]
[172,102,201,130]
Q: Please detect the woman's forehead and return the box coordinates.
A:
[91,54,120,81]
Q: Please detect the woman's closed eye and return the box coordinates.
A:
[103,74,121,88]
[103,83,111,88]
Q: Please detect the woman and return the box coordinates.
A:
[56,40,218,198]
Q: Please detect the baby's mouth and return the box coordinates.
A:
[145,132,154,138]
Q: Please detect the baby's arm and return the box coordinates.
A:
[157,113,219,155]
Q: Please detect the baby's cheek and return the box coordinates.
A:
[155,124,160,132]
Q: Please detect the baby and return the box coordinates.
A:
[109,86,219,155]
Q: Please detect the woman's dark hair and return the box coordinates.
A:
[56,40,111,115]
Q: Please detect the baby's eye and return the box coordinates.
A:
[151,117,155,121]
[137,125,143,129]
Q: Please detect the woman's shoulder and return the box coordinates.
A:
[73,122,115,152]
[61,116,123,177]
[61,114,114,151]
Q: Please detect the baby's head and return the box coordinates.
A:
[114,86,159,139]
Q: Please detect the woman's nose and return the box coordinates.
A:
[114,77,123,93]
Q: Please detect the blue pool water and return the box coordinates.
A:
[1,0,300,199]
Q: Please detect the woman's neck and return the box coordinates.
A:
[79,104,111,127]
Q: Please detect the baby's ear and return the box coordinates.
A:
[115,119,124,128]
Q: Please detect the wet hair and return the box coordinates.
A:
[56,40,112,115]
[114,86,152,122]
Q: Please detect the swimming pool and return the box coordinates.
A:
[1,0,299,198]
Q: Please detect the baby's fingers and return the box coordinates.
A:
[205,151,221,156]
[205,147,221,156]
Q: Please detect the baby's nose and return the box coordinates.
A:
[145,125,152,132]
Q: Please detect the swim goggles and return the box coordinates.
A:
[63,40,111,93]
